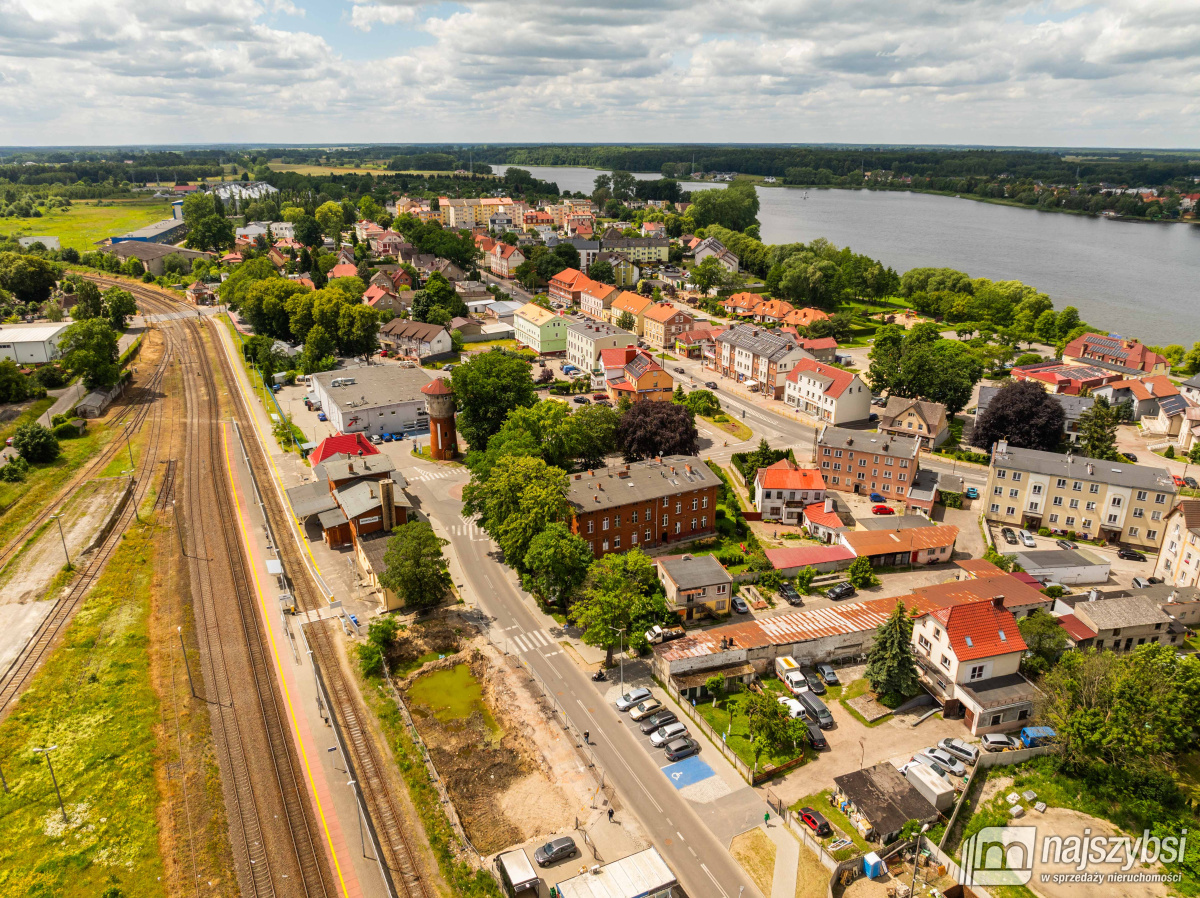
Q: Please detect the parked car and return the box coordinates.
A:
[798,807,832,837]
[732,596,750,614]
[1056,538,1077,550]
[919,747,967,777]
[911,754,951,780]
[441,364,455,371]
[799,692,834,729]
[1148,576,1164,584]
[573,396,591,404]
[1124,453,1138,462]
[780,585,804,607]
[938,737,980,766]
[664,738,700,761]
[815,663,840,687]
[964,487,979,500]
[868,413,879,422]
[369,434,382,444]
[650,721,689,747]
[704,381,718,389]
[615,687,652,711]
[380,432,393,443]
[801,668,826,695]
[629,699,663,721]
[777,696,807,719]
[806,723,828,750]
[981,733,1021,752]
[1018,529,1037,548]
[872,504,895,515]
[640,710,678,734]
[1118,547,1147,562]
[592,393,608,402]
[1174,475,1186,488]
[869,492,886,503]
[1186,477,1199,490]
[825,582,856,601]
[1132,576,1152,589]
[673,367,684,374]
[871,396,888,407]
[534,837,578,867]
[1001,527,1018,545]
[317,411,327,421]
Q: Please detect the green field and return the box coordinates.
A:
[4,200,174,251]
[0,517,167,898]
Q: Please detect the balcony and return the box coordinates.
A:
[915,652,954,698]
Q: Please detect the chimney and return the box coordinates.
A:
[685,463,693,475]
[380,479,395,531]
[824,498,833,514]
[1147,381,1155,396]
[992,595,1005,609]
[590,469,595,476]
[1087,463,1095,475]
[348,460,355,474]
[997,438,1009,455]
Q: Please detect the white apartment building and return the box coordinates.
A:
[566,318,636,374]
[1154,499,1200,586]
[783,359,871,424]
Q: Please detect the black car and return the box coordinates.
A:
[704,381,718,389]
[1001,527,1018,545]
[573,396,590,404]
[1118,547,1147,562]
[806,723,828,750]
[868,413,879,422]
[674,367,684,374]
[1187,477,1199,490]
[533,837,578,867]
[801,668,826,695]
[1124,453,1138,462]
[639,710,678,735]
[825,582,856,601]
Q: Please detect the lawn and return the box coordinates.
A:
[792,790,873,860]
[0,519,166,898]
[9,199,174,251]
[0,396,55,443]
[831,678,895,727]
[694,686,808,772]
[702,412,752,441]
[730,828,776,897]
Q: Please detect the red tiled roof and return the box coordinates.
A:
[754,299,795,320]
[799,337,838,351]
[310,433,380,465]
[755,459,825,491]
[1056,613,1097,643]
[676,327,724,344]
[782,307,830,327]
[329,263,359,278]
[363,284,395,305]
[921,598,1026,662]
[786,358,857,398]
[1105,376,1179,402]
[497,244,522,260]
[600,346,638,369]
[550,268,586,288]
[841,524,959,556]
[802,502,843,530]
[913,572,1049,611]
[643,302,689,324]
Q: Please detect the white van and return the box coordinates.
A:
[497,849,539,894]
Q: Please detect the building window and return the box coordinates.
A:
[692,498,699,511]
[1090,484,1099,494]
[1007,506,1016,516]
[631,532,638,545]
[1066,516,1075,526]
[1056,477,1067,488]
[1009,489,1019,498]
[997,469,1007,479]
[613,536,621,548]
[1133,508,1144,518]
[1049,514,1059,523]
[990,503,1000,513]
[645,528,652,542]
[1012,472,1022,482]
[615,514,621,526]
[602,517,610,530]
[701,516,707,528]
[940,654,951,670]
[918,634,931,652]
[1070,499,1079,509]
[993,486,1003,496]
[662,514,668,526]
[1148,530,1158,540]
[1137,490,1148,501]
[691,518,697,531]
[702,496,709,509]
[602,539,609,552]
[587,521,594,534]
[675,501,682,514]
[969,665,985,681]
[674,521,681,534]
[1053,496,1063,506]
[632,510,639,524]
[1032,484,1043,495]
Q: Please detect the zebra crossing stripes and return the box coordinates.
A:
[408,469,451,482]
[508,629,556,654]
[449,520,487,541]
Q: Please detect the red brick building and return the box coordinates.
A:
[815,425,921,499]
[568,456,719,558]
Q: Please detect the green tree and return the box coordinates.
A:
[451,351,538,451]
[865,324,905,394]
[378,522,452,610]
[1077,397,1121,461]
[314,200,345,239]
[101,287,138,331]
[588,260,615,285]
[864,601,919,699]
[522,523,594,607]
[58,318,120,388]
[0,252,61,304]
[569,403,619,469]
[300,323,336,373]
[690,256,726,295]
[0,359,32,403]
[689,180,760,231]
[617,400,698,461]
[615,310,637,331]
[186,215,234,251]
[12,422,59,463]
[795,566,817,594]
[71,280,106,321]
[464,456,570,572]
[846,555,878,589]
[337,303,381,357]
[293,214,323,248]
[1018,610,1068,677]
[501,401,577,469]
[704,675,725,705]
[571,549,666,664]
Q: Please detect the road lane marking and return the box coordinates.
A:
[701,863,728,897]
[574,698,661,813]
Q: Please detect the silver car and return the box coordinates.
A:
[919,747,966,777]
[615,687,652,711]
[650,721,689,747]
[938,737,980,766]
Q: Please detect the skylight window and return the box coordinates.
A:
[999,630,1007,641]
[964,636,974,647]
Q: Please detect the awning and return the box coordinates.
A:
[744,379,759,388]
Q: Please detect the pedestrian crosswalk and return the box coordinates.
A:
[507,628,557,654]
[450,518,487,541]
[408,469,452,482]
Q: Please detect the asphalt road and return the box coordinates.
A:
[409,468,762,898]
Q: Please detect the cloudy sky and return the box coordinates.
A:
[2,0,1198,147]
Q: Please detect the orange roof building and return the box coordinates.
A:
[753,459,827,524]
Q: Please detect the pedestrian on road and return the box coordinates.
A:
[607,808,614,822]
[764,811,770,826]
[583,730,590,744]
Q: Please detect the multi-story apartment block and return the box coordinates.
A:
[983,442,1178,549]
[566,318,636,374]
[606,290,653,335]
[657,553,733,621]
[568,456,719,558]
[711,324,809,400]
[599,233,670,264]
[642,303,694,351]
[548,268,588,306]
[513,303,568,354]
[579,281,620,321]
[1153,499,1200,586]
[783,359,871,424]
[815,426,921,499]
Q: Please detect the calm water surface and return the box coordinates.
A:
[499,166,1200,344]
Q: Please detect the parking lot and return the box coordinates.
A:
[986,520,1159,591]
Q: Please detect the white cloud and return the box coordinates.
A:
[0,0,1198,144]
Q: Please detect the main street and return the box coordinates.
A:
[400,456,764,898]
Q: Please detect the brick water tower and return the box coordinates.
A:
[421,377,458,460]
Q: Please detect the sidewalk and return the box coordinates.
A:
[762,822,800,898]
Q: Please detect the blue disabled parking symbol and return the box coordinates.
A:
[661,755,714,789]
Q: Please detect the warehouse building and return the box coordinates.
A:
[0,322,70,365]
[307,367,438,438]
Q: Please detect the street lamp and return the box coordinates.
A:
[609,626,627,693]
[121,469,140,523]
[31,746,67,823]
[47,514,71,570]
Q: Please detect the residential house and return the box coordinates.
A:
[448,316,483,337]
[567,318,637,375]
[720,292,763,317]
[269,221,295,240]
[983,441,1178,549]
[488,213,513,232]
[567,456,718,558]
[642,303,694,351]
[674,326,724,359]
[1063,333,1171,375]
[657,553,733,621]
[712,324,810,400]
[815,426,921,499]
[752,299,794,324]
[390,268,416,291]
[1072,596,1176,653]
[1092,376,1180,420]
[783,360,870,425]
[329,262,358,280]
[640,221,666,238]
[594,251,640,287]
[802,499,856,544]
[752,460,826,524]
[1011,361,1125,395]
[877,397,950,449]
[607,290,653,335]
[911,597,1037,734]
[1180,374,1200,406]
[485,299,524,324]
[691,237,738,272]
[1145,393,1198,448]
[548,268,589,306]
[579,280,620,322]
[976,386,1093,444]
[370,231,405,256]
[429,258,467,282]
[364,285,411,317]
[602,348,674,403]
[488,242,525,278]
[185,281,215,305]
[840,524,959,567]
[781,307,830,329]
[513,303,569,354]
[599,234,669,264]
[378,319,453,358]
[793,336,838,363]
[1154,499,1200,587]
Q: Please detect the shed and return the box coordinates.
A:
[1011,548,1111,585]
[832,762,939,843]
[554,847,676,898]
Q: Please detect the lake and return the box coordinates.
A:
[498,165,1200,344]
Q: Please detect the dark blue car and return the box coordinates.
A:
[869,492,885,503]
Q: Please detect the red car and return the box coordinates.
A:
[1174,475,1186,488]
[798,806,832,837]
[871,504,895,515]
